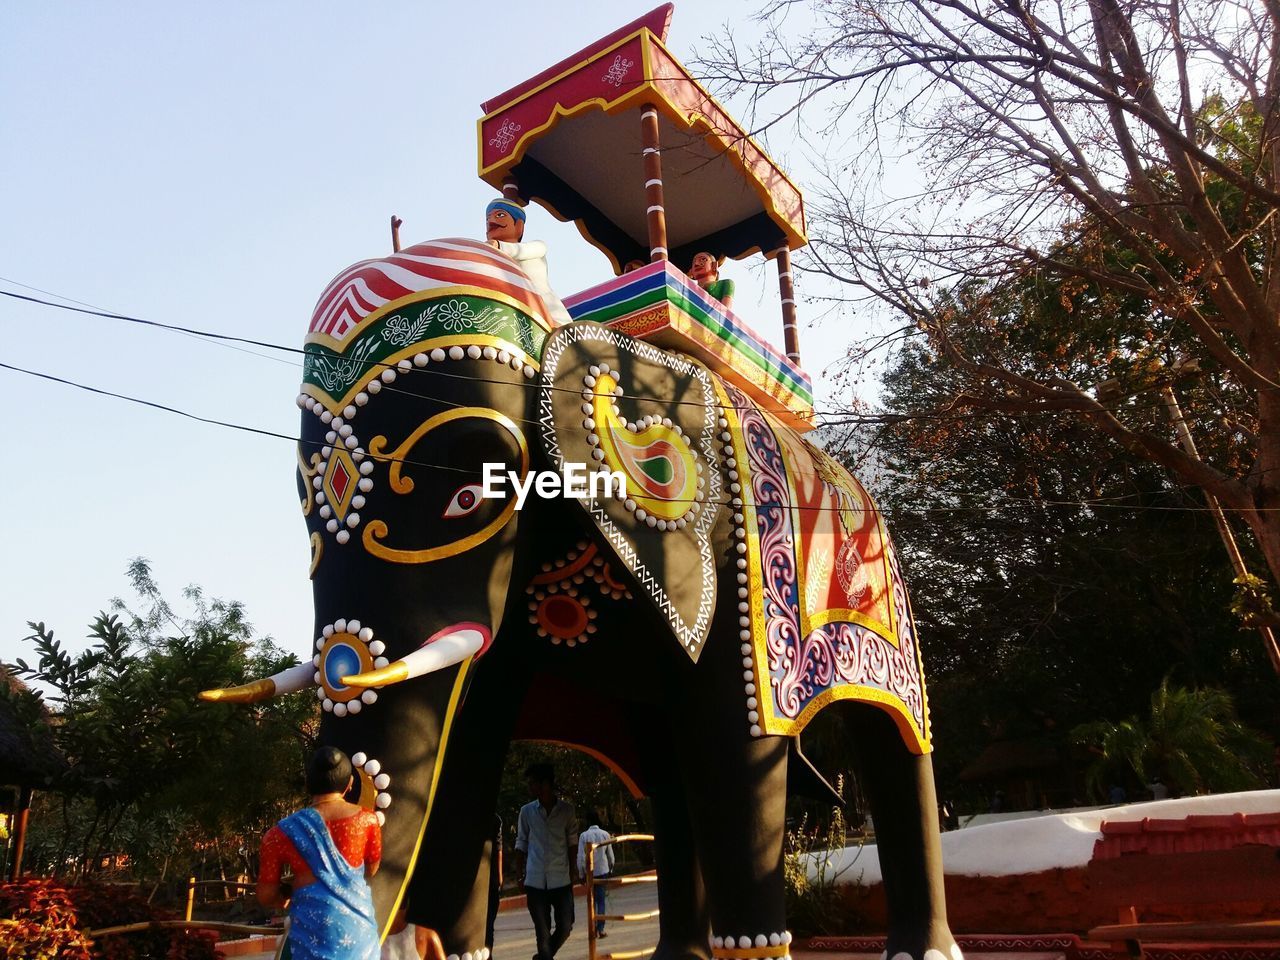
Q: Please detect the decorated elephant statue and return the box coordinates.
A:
[203,239,958,960]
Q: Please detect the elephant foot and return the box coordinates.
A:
[443,948,491,960]
[884,922,963,960]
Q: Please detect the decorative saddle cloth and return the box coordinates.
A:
[720,381,931,753]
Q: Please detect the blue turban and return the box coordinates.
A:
[486,198,527,223]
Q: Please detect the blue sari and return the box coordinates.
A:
[277,808,379,960]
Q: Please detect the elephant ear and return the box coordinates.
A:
[538,323,724,661]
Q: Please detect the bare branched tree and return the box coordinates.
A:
[699,0,1280,638]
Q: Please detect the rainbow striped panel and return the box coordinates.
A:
[564,262,815,432]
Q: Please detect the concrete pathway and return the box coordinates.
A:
[224,881,660,960]
[494,881,659,960]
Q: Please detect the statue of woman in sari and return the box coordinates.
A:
[258,746,382,960]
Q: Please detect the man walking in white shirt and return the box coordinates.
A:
[576,813,614,939]
[514,763,579,960]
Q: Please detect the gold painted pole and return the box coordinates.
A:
[587,843,598,960]
[585,835,657,960]
[7,787,31,881]
[1161,384,1280,675]
[640,107,669,262]
[775,247,800,364]
[185,876,196,922]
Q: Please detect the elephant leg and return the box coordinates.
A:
[674,707,790,953]
[846,705,959,960]
[644,738,711,960]
[407,663,522,957]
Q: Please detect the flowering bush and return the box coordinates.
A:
[0,878,220,960]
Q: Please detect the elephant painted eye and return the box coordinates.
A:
[442,483,484,519]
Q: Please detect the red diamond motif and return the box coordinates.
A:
[331,460,351,503]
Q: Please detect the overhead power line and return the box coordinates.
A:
[1,358,1272,516]
[0,284,1252,430]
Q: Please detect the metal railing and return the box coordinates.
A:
[585,833,658,960]
[184,876,258,922]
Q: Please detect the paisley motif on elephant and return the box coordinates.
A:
[588,369,701,523]
[540,322,723,659]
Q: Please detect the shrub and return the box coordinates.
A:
[0,879,220,960]
[0,879,93,960]
[783,795,869,936]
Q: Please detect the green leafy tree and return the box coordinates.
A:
[836,266,1276,805]
[1072,679,1270,797]
[7,559,316,889]
[700,0,1280,639]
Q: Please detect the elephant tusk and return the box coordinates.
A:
[341,624,488,688]
[198,661,315,704]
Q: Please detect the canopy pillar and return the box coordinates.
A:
[775,247,800,363]
[640,106,669,262]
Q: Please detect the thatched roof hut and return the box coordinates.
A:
[0,669,65,788]
[1,668,66,879]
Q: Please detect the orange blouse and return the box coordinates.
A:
[259,809,381,883]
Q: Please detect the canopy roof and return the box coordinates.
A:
[478,4,807,273]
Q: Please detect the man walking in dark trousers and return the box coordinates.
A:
[514,763,579,960]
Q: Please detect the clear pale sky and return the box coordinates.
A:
[1,1,864,670]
